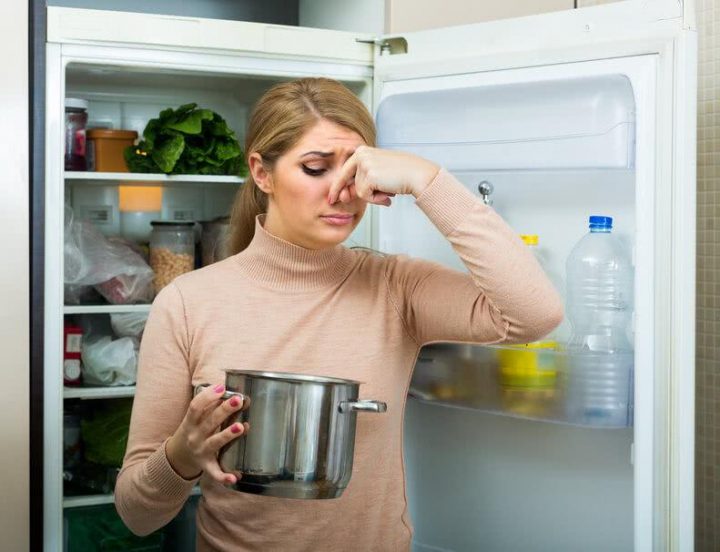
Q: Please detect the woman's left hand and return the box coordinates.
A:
[328,146,439,207]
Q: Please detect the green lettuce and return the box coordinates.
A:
[80,399,133,467]
[124,103,247,176]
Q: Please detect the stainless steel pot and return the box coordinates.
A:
[197,370,387,499]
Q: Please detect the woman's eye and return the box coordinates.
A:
[301,164,326,177]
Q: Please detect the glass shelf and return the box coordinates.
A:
[63,486,201,509]
[63,385,136,400]
[65,171,245,186]
[64,304,151,315]
[410,342,633,428]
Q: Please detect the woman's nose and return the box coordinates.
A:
[334,175,356,204]
[337,186,352,204]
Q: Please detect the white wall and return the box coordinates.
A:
[0,0,30,549]
[386,0,573,32]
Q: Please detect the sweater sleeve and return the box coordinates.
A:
[384,168,564,347]
[115,282,199,536]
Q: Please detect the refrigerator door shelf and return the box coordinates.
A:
[377,74,636,171]
[411,342,633,429]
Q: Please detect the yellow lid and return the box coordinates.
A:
[520,234,539,246]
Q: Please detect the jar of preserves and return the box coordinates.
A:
[149,221,195,293]
[64,98,89,171]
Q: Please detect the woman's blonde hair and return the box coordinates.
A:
[227,77,376,254]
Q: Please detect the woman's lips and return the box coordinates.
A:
[320,214,354,226]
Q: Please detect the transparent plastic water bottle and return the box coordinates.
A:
[565,216,634,427]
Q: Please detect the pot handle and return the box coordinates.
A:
[194,383,247,406]
[339,400,387,414]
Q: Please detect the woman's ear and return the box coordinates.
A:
[248,152,273,195]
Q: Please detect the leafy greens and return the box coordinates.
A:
[124,103,247,176]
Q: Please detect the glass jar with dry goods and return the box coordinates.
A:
[149,221,195,293]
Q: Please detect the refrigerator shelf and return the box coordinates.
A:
[64,304,151,315]
[376,74,636,171]
[63,494,115,509]
[410,342,633,428]
[63,486,201,509]
[63,385,136,400]
[64,171,245,186]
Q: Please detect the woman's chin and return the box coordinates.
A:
[315,222,355,247]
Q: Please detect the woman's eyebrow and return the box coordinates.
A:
[300,151,333,158]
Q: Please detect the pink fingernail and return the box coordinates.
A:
[231,423,242,434]
[229,397,240,407]
[214,384,224,394]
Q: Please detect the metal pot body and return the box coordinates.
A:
[217,370,386,499]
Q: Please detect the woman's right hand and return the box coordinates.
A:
[166,384,248,484]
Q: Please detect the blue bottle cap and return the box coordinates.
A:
[589,215,613,230]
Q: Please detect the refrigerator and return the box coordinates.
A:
[42,1,696,550]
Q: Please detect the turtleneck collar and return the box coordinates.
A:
[233,215,356,291]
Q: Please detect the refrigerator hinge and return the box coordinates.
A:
[355,37,408,56]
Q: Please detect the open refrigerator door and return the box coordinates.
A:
[370,1,696,550]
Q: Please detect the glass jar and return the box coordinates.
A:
[200,216,230,266]
[64,98,89,171]
[149,221,196,294]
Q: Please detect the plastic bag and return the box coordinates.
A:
[81,335,138,386]
[64,207,154,304]
[110,312,148,339]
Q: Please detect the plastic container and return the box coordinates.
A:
[63,413,82,469]
[149,221,195,293]
[64,98,88,171]
[565,215,634,427]
[86,129,138,172]
[63,324,83,386]
[496,235,560,416]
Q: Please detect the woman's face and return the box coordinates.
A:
[249,119,368,250]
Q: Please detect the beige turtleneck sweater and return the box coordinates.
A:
[115,168,563,551]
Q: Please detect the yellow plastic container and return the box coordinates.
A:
[87,129,138,172]
[497,340,558,389]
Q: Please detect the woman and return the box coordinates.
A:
[115,77,563,551]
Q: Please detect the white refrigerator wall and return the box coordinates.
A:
[405,405,634,551]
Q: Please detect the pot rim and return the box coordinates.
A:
[223,369,361,386]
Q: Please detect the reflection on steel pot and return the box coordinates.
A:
[196,371,387,499]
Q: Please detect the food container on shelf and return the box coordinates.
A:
[497,341,561,419]
[64,98,88,171]
[149,221,195,293]
[200,216,231,266]
[86,129,138,172]
[63,324,83,386]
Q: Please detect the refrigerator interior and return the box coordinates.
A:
[373,62,647,551]
[58,62,373,547]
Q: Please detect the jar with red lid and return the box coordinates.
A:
[64,98,89,171]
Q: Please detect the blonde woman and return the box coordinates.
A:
[115,77,563,551]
